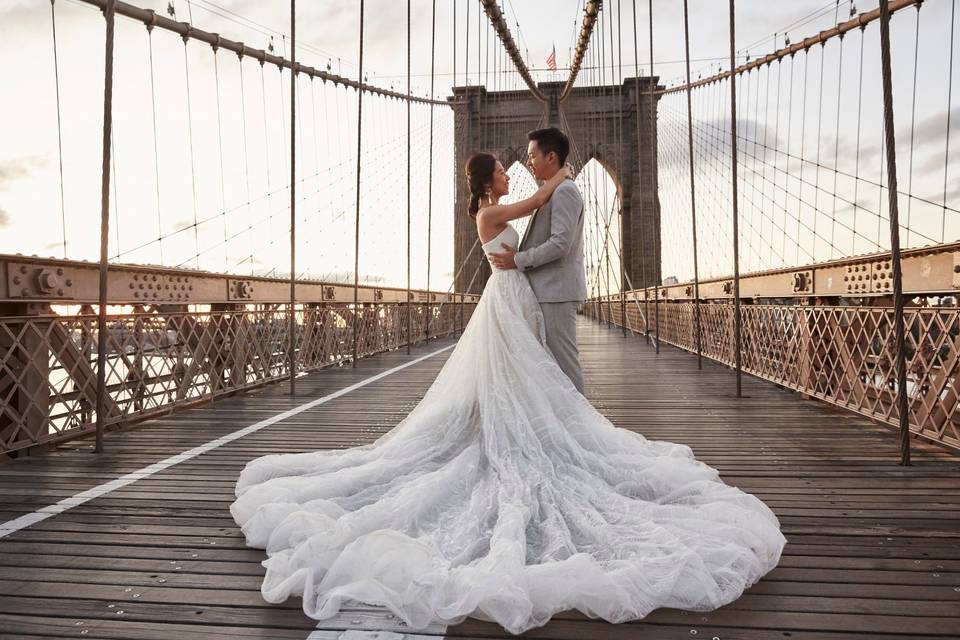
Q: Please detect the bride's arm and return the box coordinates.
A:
[477,166,572,226]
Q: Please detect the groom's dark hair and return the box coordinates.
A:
[527,127,570,166]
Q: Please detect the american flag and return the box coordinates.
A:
[546,45,557,71]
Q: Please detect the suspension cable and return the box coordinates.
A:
[631,0,650,342]
[146,23,164,265]
[75,0,449,106]
[561,0,602,101]
[183,36,201,269]
[648,0,660,353]
[478,0,547,102]
[406,0,412,354]
[95,0,117,453]
[661,0,921,95]
[728,0,744,396]
[288,0,297,395]
[682,0,703,368]
[426,0,436,341]
[351,0,365,367]
[50,0,68,259]
[213,43,228,271]
[877,0,911,466]
[942,0,956,243]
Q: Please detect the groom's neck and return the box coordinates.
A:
[540,164,560,181]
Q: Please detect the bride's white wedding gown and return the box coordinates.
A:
[231,223,786,635]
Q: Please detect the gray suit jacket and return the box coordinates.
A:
[514,180,587,303]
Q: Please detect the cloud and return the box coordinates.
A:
[0,207,9,228]
[0,162,30,190]
[0,156,47,190]
[830,106,960,171]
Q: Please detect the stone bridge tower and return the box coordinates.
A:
[451,78,661,295]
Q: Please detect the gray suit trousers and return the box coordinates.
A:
[540,301,584,393]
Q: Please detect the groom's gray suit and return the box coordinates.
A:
[513,180,587,392]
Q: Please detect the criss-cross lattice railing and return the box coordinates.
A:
[0,301,475,456]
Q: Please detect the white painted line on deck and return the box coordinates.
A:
[306,606,449,639]
[306,620,447,640]
[0,344,455,540]
[307,626,447,639]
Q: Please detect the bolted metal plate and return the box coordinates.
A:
[227,279,254,301]
[6,262,75,299]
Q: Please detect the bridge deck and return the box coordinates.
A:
[0,318,958,639]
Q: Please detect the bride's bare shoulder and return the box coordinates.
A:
[476,213,507,245]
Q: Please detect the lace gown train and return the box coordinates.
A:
[231,224,786,635]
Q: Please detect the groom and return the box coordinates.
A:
[489,127,587,393]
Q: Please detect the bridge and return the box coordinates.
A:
[1,0,958,637]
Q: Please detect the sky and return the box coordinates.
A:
[0,0,955,292]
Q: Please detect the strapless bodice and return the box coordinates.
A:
[481,224,520,259]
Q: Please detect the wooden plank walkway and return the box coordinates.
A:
[0,318,958,639]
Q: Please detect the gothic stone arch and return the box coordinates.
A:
[451,79,661,295]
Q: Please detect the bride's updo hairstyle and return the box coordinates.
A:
[465,152,497,219]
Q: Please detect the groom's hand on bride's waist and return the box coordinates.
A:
[489,244,517,270]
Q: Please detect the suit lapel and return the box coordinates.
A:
[520,199,547,249]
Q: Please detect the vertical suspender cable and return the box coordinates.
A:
[451,0,456,338]
[406,0,412,355]
[239,54,254,275]
[904,6,921,246]
[426,0,436,342]
[213,46,228,272]
[877,0,911,466]
[50,0,68,258]
[352,0,365,367]
[260,62,274,269]
[617,0,627,338]
[289,0,297,393]
[601,4,612,324]
[682,0,703,369]
[852,27,866,256]
[728,0,744,396]
[648,0,659,353]
[631,0,649,342]
[147,25,164,265]
[95,0,117,453]
[183,37,200,269]
[830,30,846,259]
[942,0,956,244]
[459,0,470,337]
[453,0,457,88]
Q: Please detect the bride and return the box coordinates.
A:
[230,152,786,635]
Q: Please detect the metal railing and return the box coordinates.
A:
[584,295,959,452]
[0,300,475,457]
[0,251,479,456]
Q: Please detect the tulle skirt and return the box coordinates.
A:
[231,269,786,635]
